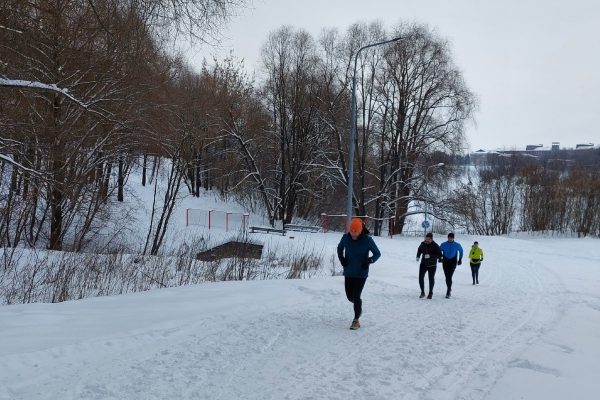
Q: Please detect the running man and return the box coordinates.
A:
[337,218,381,330]
[440,232,464,299]
[416,232,442,299]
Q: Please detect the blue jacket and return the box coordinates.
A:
[440,240,464,261]
[337,233,381,278]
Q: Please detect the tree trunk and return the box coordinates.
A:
[149,155,158,185]
[101,162,111,202]
[394,185,411,235]
[48,182,64,250]
[10,154,19,195]
[142,153,147,186]
[117,155,124,202]
[194,148,201,197]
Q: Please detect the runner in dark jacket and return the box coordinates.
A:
[337,218,381,330]
[416,232,442,299]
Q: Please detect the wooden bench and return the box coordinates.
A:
[283,224,320,233]
[249,226,286,236]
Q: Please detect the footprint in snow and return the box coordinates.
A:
[507,358,561,377]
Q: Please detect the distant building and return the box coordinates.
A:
[469,141,597,167]
[526,144,544,151]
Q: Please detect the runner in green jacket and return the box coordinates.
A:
[468,241,484,285]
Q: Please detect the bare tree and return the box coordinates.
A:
[260,26,330,225]
[315,22,475,234]
[452,164,520,235]
[376,23,475,233]
[124,0,248,42]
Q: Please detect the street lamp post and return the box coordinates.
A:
[346,36,402,232]
[423,162,445,235]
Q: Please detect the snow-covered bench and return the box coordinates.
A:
[283,224,320,233]
[249,226,286,236]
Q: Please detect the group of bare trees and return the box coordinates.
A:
[451,155,600,237]
[220,22,475,234]
[451,163,520,236]
[520,165,600,236]
[0,0,244,253]
[3,3,596,304]
[2,1,475,257]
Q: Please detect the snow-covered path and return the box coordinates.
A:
[1,235,598,399]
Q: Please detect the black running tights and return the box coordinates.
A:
[443,261,457,292]
[419,265,436,294]
[470,263,481,283]
[345,277,367,320]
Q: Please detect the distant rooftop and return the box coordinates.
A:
[575,143,595,149]
[525,144,544,151]
[472,142,597,153]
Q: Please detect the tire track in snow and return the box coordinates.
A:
[360,250,565,400]
[426,251,568,400]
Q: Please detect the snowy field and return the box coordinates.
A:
[1,231,598,399]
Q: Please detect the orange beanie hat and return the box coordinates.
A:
[349,218,363,233]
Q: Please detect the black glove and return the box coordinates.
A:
[458,260,462,266]
[339,257,348,267]
[361,257,373,269]
[480,258,483,262]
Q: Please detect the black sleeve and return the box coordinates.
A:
[337,237,345,260]
[433,243,442,258]
[416,243,424,258]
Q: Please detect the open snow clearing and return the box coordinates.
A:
[1,235,598,400]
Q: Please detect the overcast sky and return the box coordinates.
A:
[187,0,599,151]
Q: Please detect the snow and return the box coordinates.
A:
[1,232,599,399]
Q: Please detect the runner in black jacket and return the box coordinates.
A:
[416,232,442,299]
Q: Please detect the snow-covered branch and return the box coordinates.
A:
[0,24,22,34]
[0,77,91,109]
[0,153,44,177]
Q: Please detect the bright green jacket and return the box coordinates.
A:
[468,246,484,264]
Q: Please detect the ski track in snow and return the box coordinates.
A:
[0,237,593,400]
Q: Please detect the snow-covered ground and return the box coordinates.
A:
[1,231,598,399]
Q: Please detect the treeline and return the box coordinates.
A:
[451,155,600,236]
[1,1,475,254]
